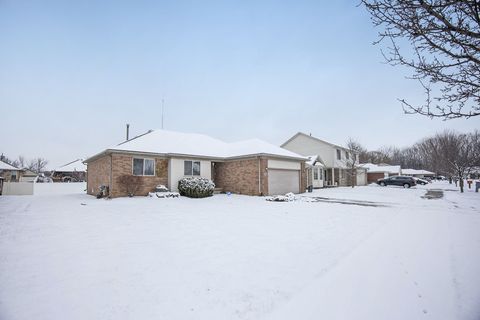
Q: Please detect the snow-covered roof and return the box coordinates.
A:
[360,163,401,174]
[54,159,87,172]
[305,155,324,167]
[401,169,434,175]
[87,130,306,161]
[0,160,20,171]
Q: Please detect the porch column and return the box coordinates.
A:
[331,168,335,186]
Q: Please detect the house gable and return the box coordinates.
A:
[281,133,336,167]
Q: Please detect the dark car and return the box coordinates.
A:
[377,176,417,188]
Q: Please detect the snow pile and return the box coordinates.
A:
[154,184,168,192]
[266,192,296,202]
[178,177,215,198]
[148,192,180,198]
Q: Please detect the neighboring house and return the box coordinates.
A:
[281,132,367,187]
[360,163,402,184]
[0,160,22,182]
[52,159,87,182]
[19,168,38,182]
[84,129,307,198]
[401,169,435,179]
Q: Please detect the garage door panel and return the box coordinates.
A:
[268,169,300,195]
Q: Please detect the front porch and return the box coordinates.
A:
[324,168,348,187]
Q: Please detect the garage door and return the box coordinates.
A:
[356,171,366,186]
[268,169,300,195]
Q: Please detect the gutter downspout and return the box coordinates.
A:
[110,154,113,197]
[258,157,261,196]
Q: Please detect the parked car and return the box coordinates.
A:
[413,177,429,185]
[377,176,417,188]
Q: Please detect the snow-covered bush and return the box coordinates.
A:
[178,177,215,198]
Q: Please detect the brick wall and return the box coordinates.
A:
[214,158,265,196]
[367,172,386,184]
[110,154,168,198]
[86,155,111,196]
[300,162,307,192]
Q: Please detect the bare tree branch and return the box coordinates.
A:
[362,0,480,119]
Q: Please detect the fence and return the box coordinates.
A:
[2,182,34,195]
[1,182,86,196]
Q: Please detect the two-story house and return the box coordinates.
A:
[281,132,367,187]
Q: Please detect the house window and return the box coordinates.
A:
[132,158,155,176]
[337,149,341,160]
[184,160,201,176]
[314,169,319,180]
[11,171,17,182]
[346,152,349,160]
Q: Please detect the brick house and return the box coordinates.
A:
[84,130,307,198]
[0,160,23,182]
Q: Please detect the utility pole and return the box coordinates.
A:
[161,99,165,129]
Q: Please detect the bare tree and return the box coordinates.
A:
[28,158,48,174]
[16,156,26,169]
[117,175,142,197]
[345,139,364,188]
[362,0,480,119]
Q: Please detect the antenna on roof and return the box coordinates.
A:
[161,99,165,129]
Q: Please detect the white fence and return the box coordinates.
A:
[2,182,34,195]
[1,182,86,196]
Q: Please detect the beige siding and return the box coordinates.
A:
[168,158,212,192]
[282,134,335,167]
[268,159,301,170]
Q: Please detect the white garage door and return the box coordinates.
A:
[356,171,366,186]
[268,169,300,195]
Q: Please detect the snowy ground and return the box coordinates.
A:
[0,182,479,320]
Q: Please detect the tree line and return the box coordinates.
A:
[355,130,480,192]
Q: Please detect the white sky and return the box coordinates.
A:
[1,1,479,167]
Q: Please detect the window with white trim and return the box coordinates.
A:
[184,160,201,176]
[133,158,155,176]
[336,149,341,160]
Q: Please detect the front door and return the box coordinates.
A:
[312,167,324,188]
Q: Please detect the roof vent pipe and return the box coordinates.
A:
[126,124,130,141]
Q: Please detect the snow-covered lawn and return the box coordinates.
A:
[0,182,479,320]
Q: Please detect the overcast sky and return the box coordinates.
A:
[1,0,479,167]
